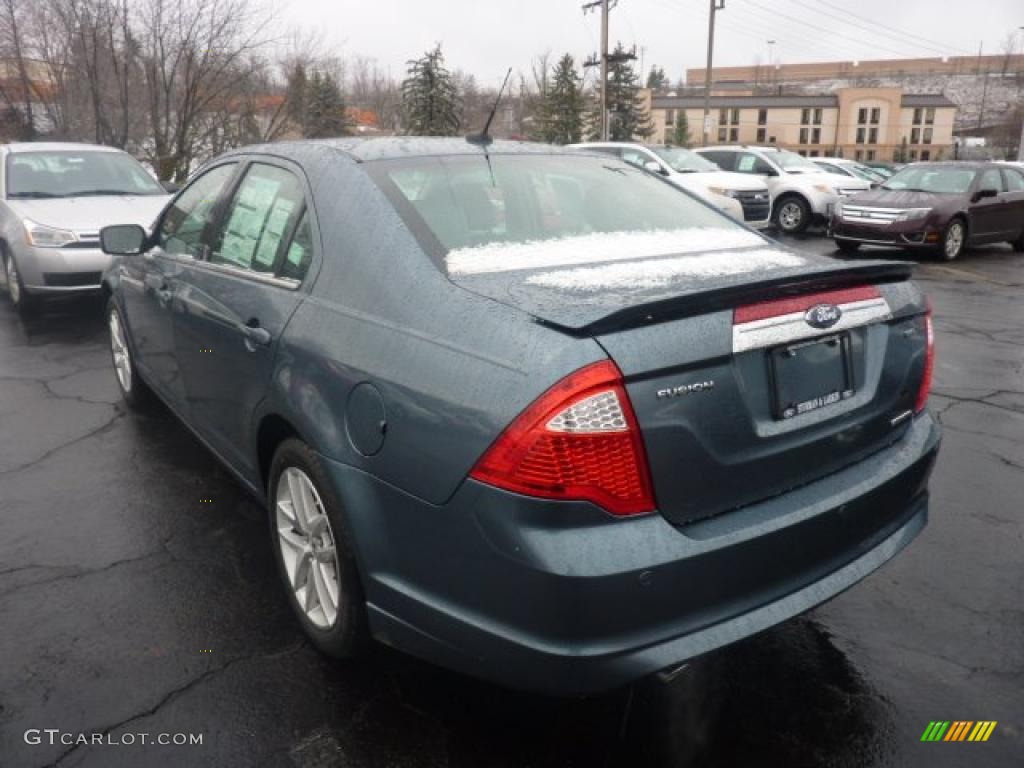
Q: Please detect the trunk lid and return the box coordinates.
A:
[450,239,924,526]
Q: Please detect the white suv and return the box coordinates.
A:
[695,146,870,234]
[570,142,772,228]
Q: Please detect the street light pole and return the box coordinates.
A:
[702,0,725,143]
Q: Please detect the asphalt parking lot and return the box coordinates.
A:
[0,234,1021,768]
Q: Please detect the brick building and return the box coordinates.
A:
[648,87,958,162]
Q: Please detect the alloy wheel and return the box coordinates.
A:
[944,221,964,260]
[779,201,803,231]
[275,467,342,629]
[6,255,21,304]
[108,309,132,393]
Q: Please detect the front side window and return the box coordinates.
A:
[734,152,774,175]
[977,168,1004,193]
[159,163,238,258]
[6,150,165,199]
[211,163,306,273]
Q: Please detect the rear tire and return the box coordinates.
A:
[268,438,369,658]
[2,247,37,315]
[940,218,966,261]
[774,195,811,234]
[835,239,861,254]
[106,298,154,410]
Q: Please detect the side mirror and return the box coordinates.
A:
[100,224,147,256]
[161,180,180,194]
[972,187,998,202]
[643,160,667,176]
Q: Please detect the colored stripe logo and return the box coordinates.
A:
[921,721,997,742]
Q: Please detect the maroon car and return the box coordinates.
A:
[831,162,1024,260]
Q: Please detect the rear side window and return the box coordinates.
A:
[280,211,313,281]
[211,163,305,273]
[1004,168,1024,191]
[160,163,237,257]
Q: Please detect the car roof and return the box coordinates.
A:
[230,136,568,164]
[2,142,124,155]
[695,145,780,152]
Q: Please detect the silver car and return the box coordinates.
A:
[0,142,170,313]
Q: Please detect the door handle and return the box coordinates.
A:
[241,320,271,350]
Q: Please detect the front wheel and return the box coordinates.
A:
[774,196,811,234]
[107,298,154,410]
[269,439,369,658]
[3,249,37,315]
[940,219,965,261]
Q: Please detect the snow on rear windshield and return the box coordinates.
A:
[524,248,808,292]
[381,154,766,274]
[447,228,763,275]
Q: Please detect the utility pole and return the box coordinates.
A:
[976,41,989,133]
[703,0,725,144]
[583,0,626,141]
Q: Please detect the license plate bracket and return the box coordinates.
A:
[770,333,854,420]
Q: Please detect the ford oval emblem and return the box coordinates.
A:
[805,303,842,329]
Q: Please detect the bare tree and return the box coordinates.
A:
[136,0,276,180]
[0,0,37,138]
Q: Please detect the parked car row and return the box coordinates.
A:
[567,142,1024,262]
[2,136,940,696]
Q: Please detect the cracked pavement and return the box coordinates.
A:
[0,236,1021,767]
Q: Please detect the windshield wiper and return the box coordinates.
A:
[71,189,138,196]
[9,191,64,199]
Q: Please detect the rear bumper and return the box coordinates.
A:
[325,414,940,695]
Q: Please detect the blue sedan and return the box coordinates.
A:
[99,137,940,694]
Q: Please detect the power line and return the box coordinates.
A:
[815,0,974,56]
[737,0,924,60]
[789,0,965,58]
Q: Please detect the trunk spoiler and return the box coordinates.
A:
[537,261,913,337]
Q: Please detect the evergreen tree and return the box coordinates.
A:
[286,62,308,129]
[645,65,669,90]
[304,70,349,138]
[401,45,461,136]
[606,44,654,141]
[672,111,691,147]
[540,54,585,145]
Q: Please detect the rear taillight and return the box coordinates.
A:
[469,360,656,516]
[914,305,935,413]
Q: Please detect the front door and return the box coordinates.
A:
[120,162,239,407]
[173,160,315,482]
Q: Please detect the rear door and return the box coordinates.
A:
[1000,166,1024,239]
[172,158,315,481]
[120,162,239,407]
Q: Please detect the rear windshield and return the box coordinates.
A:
[5,150,165,199]
[882,166,975,194]
[374,154,763,275]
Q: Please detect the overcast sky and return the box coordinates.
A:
[277,0,1024,88]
